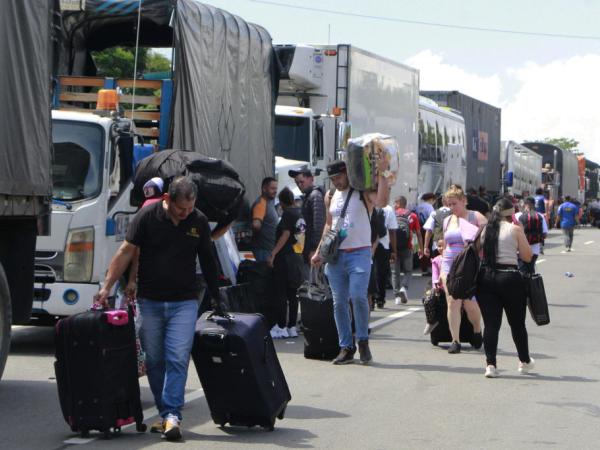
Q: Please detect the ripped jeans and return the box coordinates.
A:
[325,247,372,348]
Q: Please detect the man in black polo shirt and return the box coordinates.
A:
[95,176,220,441]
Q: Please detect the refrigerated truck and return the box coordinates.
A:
[501,141,543,197]
[421,91,502,195]
[275,44,420,205]
[521,142,580,200]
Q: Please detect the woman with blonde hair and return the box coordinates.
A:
[440,185,487,354]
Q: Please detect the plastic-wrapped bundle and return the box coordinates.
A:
[345,133,400,191]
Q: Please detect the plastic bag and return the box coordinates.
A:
[345,133,400,191]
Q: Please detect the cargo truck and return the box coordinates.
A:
[501,141,543,197]
[275,44,419,205]
[32,0,277,320]
[421,91,502,195]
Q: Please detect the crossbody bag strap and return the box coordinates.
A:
[333,188,354,232]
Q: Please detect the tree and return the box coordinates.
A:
[92,47,171,78]
[542,137,579,152]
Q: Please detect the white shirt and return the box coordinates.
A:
[330,189,371,249]
[515,211,548,255]
[379,205,398,250]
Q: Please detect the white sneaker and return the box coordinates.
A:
[287,326,298,338]
[279,326,290,338]
[270,325,282,339]
[394,296,402,305]
[423,322,439,335]
[485,365,499,378]
[399,287,408,304]
[518,357,536,374]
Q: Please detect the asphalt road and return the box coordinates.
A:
[2,227,600,449]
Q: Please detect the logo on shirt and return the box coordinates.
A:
[186,227,200,238]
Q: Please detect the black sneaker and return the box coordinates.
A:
[472,332,483,349]
[358,340,373,365]
[448,341,461,354]
[332,347,354,365]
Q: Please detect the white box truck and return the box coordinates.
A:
[274,44,420,205]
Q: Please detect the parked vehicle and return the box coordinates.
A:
[33,0,277,320]
[421,91,502,195]
[501,141,542,197]
[418,97,467,196]
[275,44,420,205]
[0,0,57,379]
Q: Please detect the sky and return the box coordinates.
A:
[199,0,600,163]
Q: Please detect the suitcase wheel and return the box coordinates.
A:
[430,337,439,346]
[136,423,147,432]
[277,406,286,420]
[262,418,276,431]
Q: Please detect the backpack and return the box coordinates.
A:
[445,227,483,300]
[395,211,411,250]
[519,212,544,244]
[432,208,452,242]
[372,208,387,241]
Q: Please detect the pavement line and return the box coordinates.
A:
[536,258,546,264]
[370,306,422,330]
[584,240,594,245]
[63,388,205,445]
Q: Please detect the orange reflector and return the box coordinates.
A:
[67,242,94,252]
[324,49,337,56]
[97,89,119,110]
[332,106,342,117]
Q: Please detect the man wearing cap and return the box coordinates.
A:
[312,159,390,365]
[289,166,326,265]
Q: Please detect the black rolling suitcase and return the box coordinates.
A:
[297,270,340,360]
[191,311,291,430]
[429,294,478,347]
[54,308,146,438]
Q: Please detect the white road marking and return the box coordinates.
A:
[64,388,205,445]
[536,259,546,264]
[370,306,421,330]
[584,240,594,245]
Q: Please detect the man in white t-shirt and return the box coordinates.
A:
[423,200,452,258]
[373,205,398,308]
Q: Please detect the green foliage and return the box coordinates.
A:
[542,137,579,152]
[145,51,171,74]
[92,47,171,78]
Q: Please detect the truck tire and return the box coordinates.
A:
[0,264,12,381]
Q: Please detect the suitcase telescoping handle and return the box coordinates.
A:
[207,290,234,321]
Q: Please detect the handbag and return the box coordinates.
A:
[319,188,354,264]
[446,225,484,299]
[525,273,550,326]
[422,288,442,325]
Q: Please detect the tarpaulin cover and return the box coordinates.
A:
[59,0,277,202]
[0,0,54,197]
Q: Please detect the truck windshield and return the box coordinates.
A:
[275,115,310,162]
[52,120,104,201]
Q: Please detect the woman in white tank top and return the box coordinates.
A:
[478,197,535,378]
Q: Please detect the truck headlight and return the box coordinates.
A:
[64,227,94,282]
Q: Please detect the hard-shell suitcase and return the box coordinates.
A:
[191,312,291,430]
[297,274,340,360]
[429,294,478,347]
[54,308,146,438]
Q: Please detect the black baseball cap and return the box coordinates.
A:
[288,166,313,178]
[326,160,346,177]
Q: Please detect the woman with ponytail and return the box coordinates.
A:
[478,198,534,378]
[440,185,487,354]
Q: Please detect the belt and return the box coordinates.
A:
[495,264,518,270]
[340,246,370,253]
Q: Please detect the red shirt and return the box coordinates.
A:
[396,208,421,250]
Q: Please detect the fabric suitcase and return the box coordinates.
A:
[429,294,477,347]
[54,308,146,438]
[191,312,291,430]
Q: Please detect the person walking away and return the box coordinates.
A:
[251,177,279,262]
[423,238,445,335]
[289,166,326,267]
[423,198,452,259]
[393,196,423,305]
[267,187,306,339]
[372,204,398,308]
[533,188,547,253]
[312,160,390,365]
[556,195,580,251]
[440,185,487,354]
[477,198,535,378]
[515,197,548,274]
[467,187,490,217]
[94,177,222,440]
[416,193,436,274]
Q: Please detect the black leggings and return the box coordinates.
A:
[477,270,530,367]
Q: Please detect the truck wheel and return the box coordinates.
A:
[0,264,12,381]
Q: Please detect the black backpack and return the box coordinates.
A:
[395,211,411,250]
[519,212,544,244]
[446,227,483,300]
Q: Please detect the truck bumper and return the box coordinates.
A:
[33,282,99,317]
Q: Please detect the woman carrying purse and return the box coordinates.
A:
[478,197,536,378]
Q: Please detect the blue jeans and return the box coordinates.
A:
[325,247,372,348]
[253,248,271,263]
[138,298,199,421]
